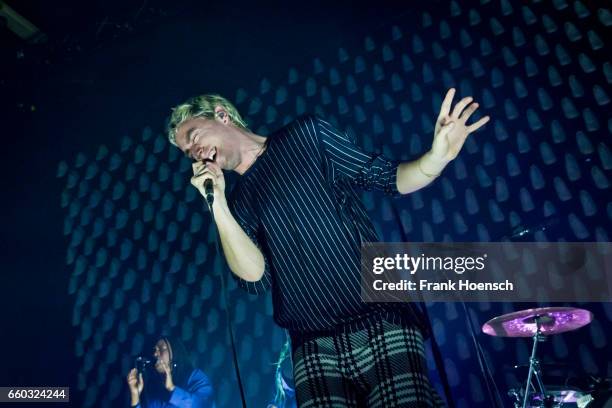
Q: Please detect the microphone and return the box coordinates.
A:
[135,356,152,373]
[203,179,214,206]
[509,217,559,240]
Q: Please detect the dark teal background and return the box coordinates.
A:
[2,1,611,407]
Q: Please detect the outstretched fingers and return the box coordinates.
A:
[451,96,473,118]
[460,102,479,122]
[467,116,491,133]
[437,88,456,123]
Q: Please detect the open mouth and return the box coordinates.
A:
[207,146,217,162]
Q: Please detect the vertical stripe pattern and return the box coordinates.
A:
[228,115,423,334]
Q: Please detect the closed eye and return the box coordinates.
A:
[183,145,195,160]
[184,131,200,159]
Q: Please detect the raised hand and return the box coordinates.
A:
[127,368,144,394]
[127,368,144,406]
[431,88,490,162]
[157,360,176,392]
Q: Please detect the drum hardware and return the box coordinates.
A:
[483,307,594,408]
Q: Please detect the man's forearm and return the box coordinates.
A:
[396,151,450,194]
[211,198,266,282]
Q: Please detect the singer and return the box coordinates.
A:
[126,336,216,408]
[167,91,489,407]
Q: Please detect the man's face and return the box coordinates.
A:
[153,339,172,373]
[175,116,240,170]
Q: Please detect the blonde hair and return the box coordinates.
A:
[166,94,248,146]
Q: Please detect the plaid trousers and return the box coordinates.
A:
[291,317,446,408]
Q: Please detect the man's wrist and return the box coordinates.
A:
[420,151,449,177]
[130,392,140,406]
[212,196,229,215]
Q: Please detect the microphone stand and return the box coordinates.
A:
[388,201,457,408]
[205,190,248,408]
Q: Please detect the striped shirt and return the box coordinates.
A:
[228,115,424,334]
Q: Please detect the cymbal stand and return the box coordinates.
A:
[522,317,549,408]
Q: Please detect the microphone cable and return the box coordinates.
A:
[206,199,248,408]
[389,200,505,407]
[388,201,455,408]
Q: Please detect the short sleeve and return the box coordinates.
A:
[312,116,400,195]
[228,187,272,294]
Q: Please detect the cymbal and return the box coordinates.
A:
[508,385,587,404]
[482,307,592,337]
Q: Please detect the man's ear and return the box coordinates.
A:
[214,106,229,124]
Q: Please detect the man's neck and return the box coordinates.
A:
[235,132,267,175]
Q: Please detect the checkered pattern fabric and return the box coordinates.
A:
[292,318,446,407]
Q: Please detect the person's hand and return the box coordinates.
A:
[430,88,490,162]
[157,361,175,392]
[191,160,226,204]
[126,368,143,404]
